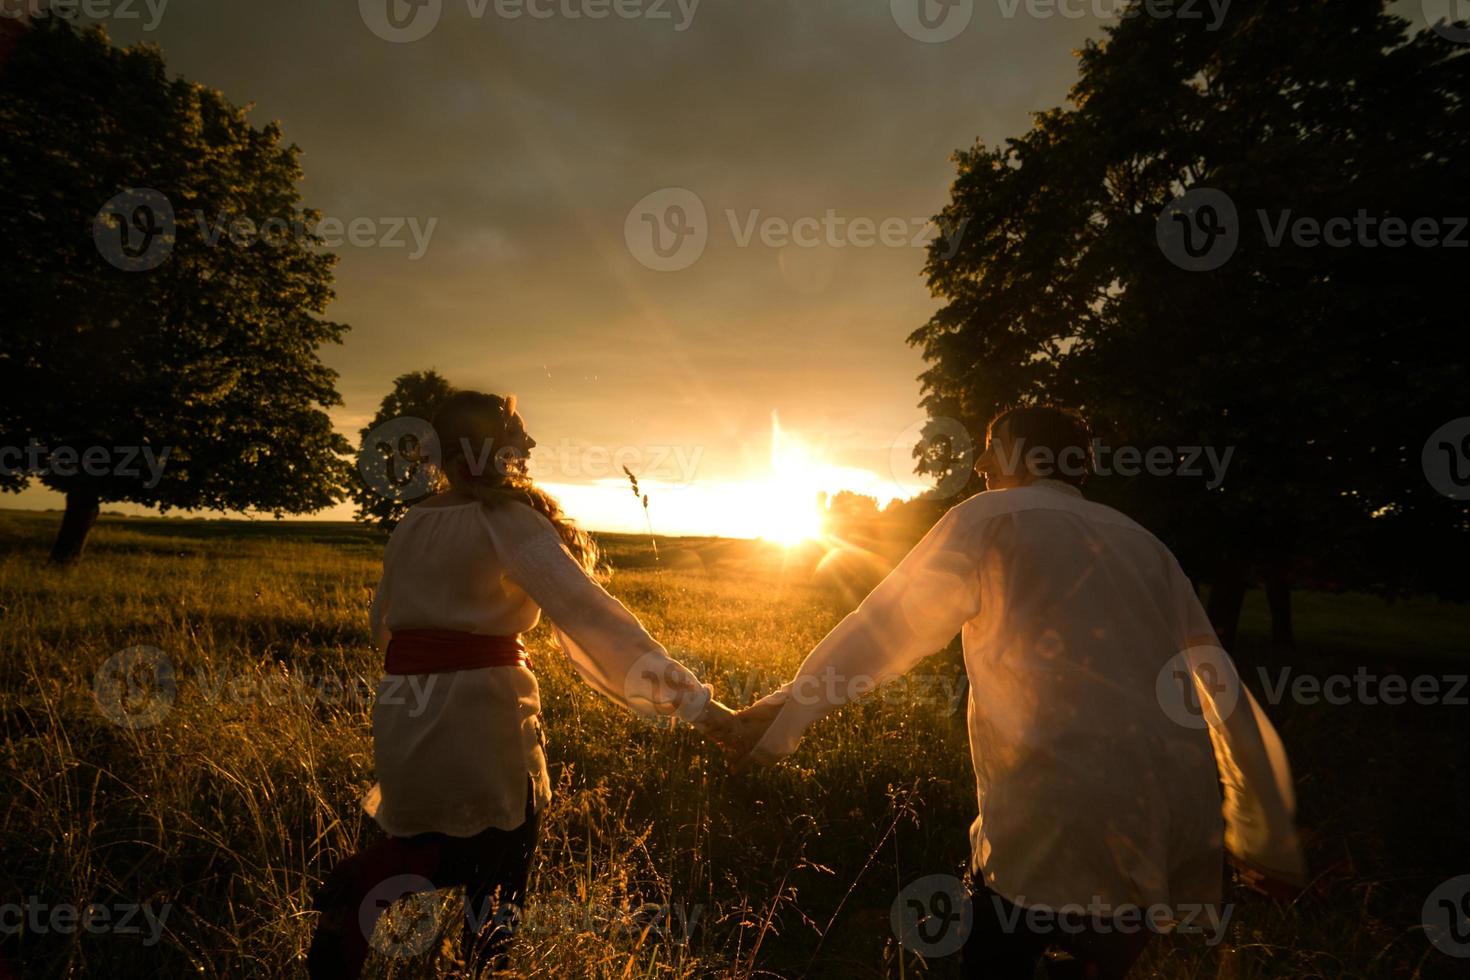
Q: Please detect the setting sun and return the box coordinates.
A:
[753,417,828,546]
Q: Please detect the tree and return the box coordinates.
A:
[352,370,457,529]
[0,18,353,562]
[910,1,1470,647]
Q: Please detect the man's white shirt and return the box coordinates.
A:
[751,480,1304,914]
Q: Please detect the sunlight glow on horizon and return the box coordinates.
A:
[5,413,935,537]
[544,413,920,541]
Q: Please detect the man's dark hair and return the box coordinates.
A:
[986,405,1094,487]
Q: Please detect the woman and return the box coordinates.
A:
[308,390,735,978]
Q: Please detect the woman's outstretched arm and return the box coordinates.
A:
[482,502,735,741]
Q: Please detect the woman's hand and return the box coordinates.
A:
[691,697,786,769]
[689,698,740,753]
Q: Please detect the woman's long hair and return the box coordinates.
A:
[431,391,599,574]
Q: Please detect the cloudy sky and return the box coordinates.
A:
[18,0,1138,533]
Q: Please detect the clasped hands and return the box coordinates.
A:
[690,698,782,770]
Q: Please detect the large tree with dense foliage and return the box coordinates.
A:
[910,0,1470,646]
[0,18,352,562]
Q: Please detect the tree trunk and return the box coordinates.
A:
[1206,560,1248,650]
[1263,562,1295,651]
[49,489,100,564]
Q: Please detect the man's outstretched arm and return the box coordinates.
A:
[733,507,984,766]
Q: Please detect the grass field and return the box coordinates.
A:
[0,508,1466,978]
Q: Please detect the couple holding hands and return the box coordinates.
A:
[308,391,1305,979]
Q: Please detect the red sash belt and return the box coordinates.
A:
[384,628,529,674]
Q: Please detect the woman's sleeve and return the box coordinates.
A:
[750,507,983,761]
[369,558,392,654]
[482,503,711,723]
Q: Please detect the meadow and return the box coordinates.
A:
[0,508,1466,978]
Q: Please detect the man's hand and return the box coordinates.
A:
[689,698,740,753]
[728,699,785,771]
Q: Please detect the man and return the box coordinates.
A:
[733,406,1304,978]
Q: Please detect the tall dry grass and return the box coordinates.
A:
[0,510,1465,977]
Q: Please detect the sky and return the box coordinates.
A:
[14,0,1144,535]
